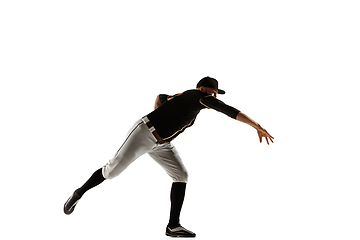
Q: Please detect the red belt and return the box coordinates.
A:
[143,117,165,144]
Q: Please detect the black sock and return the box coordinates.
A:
[168,182,187,228]
[75,168,105,197]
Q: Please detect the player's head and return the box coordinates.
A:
[198,86,219,98]
[196,77,226,95]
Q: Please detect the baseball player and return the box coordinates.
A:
[64,76,274,237]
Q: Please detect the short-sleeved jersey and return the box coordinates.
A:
[147,89,240,142]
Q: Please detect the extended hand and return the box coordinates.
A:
[257,128,274,145]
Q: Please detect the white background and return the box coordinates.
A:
[1,1,359,240]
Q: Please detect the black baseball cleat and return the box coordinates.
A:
[166,225,196,238]
[64,191,81,215]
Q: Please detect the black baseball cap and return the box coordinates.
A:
[196,76,225,94]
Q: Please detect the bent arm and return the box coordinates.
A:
[154,94,170,109]
[154,95,162,110]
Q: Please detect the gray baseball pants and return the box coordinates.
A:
[102,118,188,182]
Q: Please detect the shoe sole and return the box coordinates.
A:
[166,232,196,238]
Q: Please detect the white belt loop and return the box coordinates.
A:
[142,116,150,124]
[142,116,155,132]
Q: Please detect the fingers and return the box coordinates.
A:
[263,130,274,144]
[258,131,274,145]
[263,129,274,139]
[257,128,274,145]
[266,133,274,144]
[267,132,274,140]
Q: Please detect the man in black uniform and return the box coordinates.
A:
[64,77,274,237]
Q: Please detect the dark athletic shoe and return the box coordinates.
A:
[166,225,196,238]
[64,191,81,215]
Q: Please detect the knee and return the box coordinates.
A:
[102,165,114,180]
[176,169,188,183]
[102,161,123,180]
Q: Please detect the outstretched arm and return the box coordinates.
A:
[236,112,274,145]
[199,95,274,144]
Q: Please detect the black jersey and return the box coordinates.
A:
[147,89,240,142]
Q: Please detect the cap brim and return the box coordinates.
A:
[218,89,225,94]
